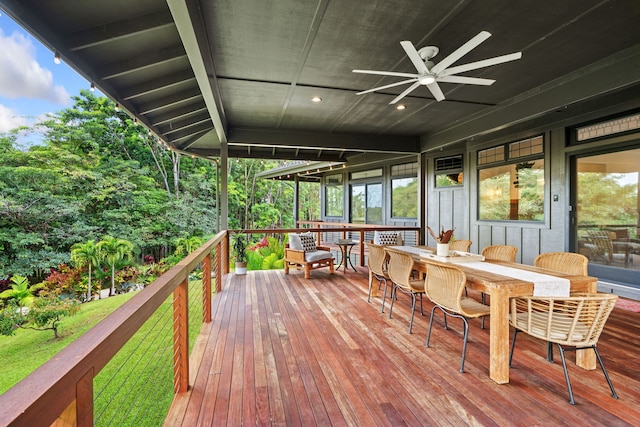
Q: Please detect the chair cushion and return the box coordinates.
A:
[299,234,317,252]
[288,234,303,251]
[374,231,399,245]
[305,250,333,262]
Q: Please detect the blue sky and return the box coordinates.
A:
[0,11,94,134]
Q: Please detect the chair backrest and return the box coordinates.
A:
[385,248,417,291]
[373,230,401,245]
[534,252,588,276]
[481,245,518,262]
[450,240,472,252]
[510,293,618,347]
[588,230,614,258]
[367,243,388,277]
[423,261,466,314]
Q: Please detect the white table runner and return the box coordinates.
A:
[392,245,433,257]
[463,262,571,297]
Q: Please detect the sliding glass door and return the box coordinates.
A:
[573,147,640,284]
[351,183,382,224]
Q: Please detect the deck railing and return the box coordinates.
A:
[0,225,419,426]
[0,231,228,427]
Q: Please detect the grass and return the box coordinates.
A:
[0,291,137,394]
[1,280,207,427]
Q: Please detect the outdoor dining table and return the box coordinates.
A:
[376,245,597,384]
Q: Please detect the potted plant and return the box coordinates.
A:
[427,226,454,257]
[233,233,248,275]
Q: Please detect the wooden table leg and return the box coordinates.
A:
[576,279,598,370]
[489,288,510,384]
[369,270,378,297]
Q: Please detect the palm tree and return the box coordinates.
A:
[97,236,134,296]
[0,276,42,313]
[174,236,203,257]
[71,240,101,301]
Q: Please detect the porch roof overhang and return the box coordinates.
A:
[0,0,639,166]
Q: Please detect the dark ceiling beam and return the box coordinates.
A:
[229,128,420,154]
[138,87,202,115]
[158,113,212,135]
[188,148,348,162]
[66,10,176,51]
[148,101,208,126]
[172,132,207,151]
[421,44,640,151]
[167,121,214,143]
[121,70,196,100]
[167,0,228,144]
[100,45,186,80]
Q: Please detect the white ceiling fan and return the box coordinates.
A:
[353,31,522,104]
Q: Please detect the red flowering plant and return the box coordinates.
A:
[427,226,454,244]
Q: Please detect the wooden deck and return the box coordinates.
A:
[165,267,640,426]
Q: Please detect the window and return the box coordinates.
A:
[325,174,343,217]
[478,136,545,221]
[350,168,382,180]
[391,162,418,218]
[435,155,463,187]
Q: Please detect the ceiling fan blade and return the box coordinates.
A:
[356,78,419,95]
[430,31,492,75]
[389,81,421,104]
[440,52,522,76]
[437,75,495,85]
[400,41,429,74]
[426,81,445,102]
[353,69,419,79]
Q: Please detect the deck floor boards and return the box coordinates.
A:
[166,268,640,426]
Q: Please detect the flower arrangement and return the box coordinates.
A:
[427,226,454,244]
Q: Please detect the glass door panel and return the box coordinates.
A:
[575,148,640,283]
[366,183,382,224]
[351,185,365,224]
[350,183,382,224]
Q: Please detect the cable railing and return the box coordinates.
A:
[0,231,226,427]
[0,225,419,426]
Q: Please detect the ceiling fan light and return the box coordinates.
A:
[418,75,436,85]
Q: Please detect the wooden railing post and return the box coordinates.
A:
[173,278,189,393]
[202,252,212,323]
[215,242,223,293]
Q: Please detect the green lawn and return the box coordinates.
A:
[0,292,137,394]
[1,281,206,427]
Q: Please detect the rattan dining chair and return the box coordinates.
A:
[449,239,472,252]
[385,247,426,333]
[481,245,518,262]
[476,245,517,326]
[366,243,391,312]
[534,252,588,276]
[509,293,619,404]
[424,261,491,372]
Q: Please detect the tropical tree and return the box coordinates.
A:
[70,240,101,301]
[97,236,134,296]
[0,275,42,312]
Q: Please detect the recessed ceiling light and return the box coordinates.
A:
[311,96,322,102]
[396,104,406,110]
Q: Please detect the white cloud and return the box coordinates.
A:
[0,28,71,105]
[0,103,28,132]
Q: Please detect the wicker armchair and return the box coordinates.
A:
[509,293,619,404]
[385,247,425,334]
[481,245,518,262]
[424,261,491,372]
[366,243,391,312]
[534,252,588,276]
[450,239,472,252]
